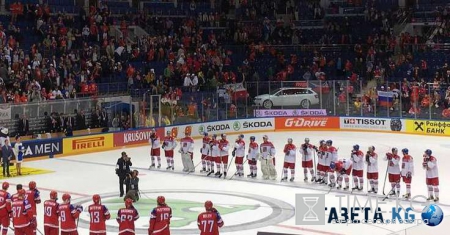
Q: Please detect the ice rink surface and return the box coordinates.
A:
[6,131,450,235]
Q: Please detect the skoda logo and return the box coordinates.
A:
[233,121,241,131]
[198,125,205,135]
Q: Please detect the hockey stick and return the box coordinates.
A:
[37,228,44,235]
[382,161,389,195]
[382,179,400,201]
[229,158,248,180]
[185,157,202,176]
[225,154,236,178]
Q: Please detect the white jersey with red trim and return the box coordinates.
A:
[299,143,315,162]
[201,137,211,155]
[163,136,177,150]
[260,141,275,159]
[247,142,259,160]
[425,156,438,178]
[401,154,414,176]
[234,139,245,157]
[327,146,338,162]
[283,144,296,163]
[149,135,161,149]
[179,137,194,153]
[210,139,220,157]
[366,152,378,173]
[219,139,229,157]
[384,153,400,174]
[351,150,364,171]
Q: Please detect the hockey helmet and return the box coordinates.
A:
[368,146,375,151]
[392,147,398,153]
[239,134,244,139]
[125,198,133,208]
[50,191,58,200]
[326,140,332,146]
[402,148,409,154]
[425,149,432,156]
[330,161,336,170]
[2,182,8,190]
[320,140,326,145]
[250,136,255,141]
[288,138,293,143]
[203,132,209,137]
[212,134,217,139]
[353,144,359,151]
[62,193,71,203]
[263,135,268,140]
[29,181,36,190]
[93,194,101,204]
[204,200,213,211]
[305,138,310,143]
[221,133,227,138]
[157,196,165,205]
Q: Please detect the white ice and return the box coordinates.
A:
[5,131,450,235]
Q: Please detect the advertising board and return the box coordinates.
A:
[63,134,113,154]
[340,117,404,132]
[254,109,327,117]
[113,128,165,147]
[275,117,339,130]
[406,119,450,136]
[12,138,63,158]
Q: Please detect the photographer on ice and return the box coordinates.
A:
[124,170,140,202]
[116,151,132,197]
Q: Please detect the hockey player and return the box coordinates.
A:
[148,196,172,235]
[11,189,34,235]
[88,194,110,235]
[366,146,379,194]
[26,181,41,235]
[197,201,224,235]
[179,130,195,172]
[401,148,414,199]
[384,148,401,197]
[423,149,439,202]
[149,129,162,169]
[260,135,277,180]
[282,138,296,182]
[316,140,329,184]
[208,134,220,176]
[43,191,59,235]
[247,136,258,178]
[0,182,11,235]
[163,131,177,170]
[117,198,139,235]
[335,158,352,190]
[300,138,316,182]
[59,193,83,235]
[13,135,24,175]
[200,132,211,173]
[233,134,245,177]
[350,145,364,191]
[326,140,338,187]
[217,134,230,178]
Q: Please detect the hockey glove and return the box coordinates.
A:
[406,172,412,178]
[115,169,119,175]
[340,168,346,175]
[30,219,37,229]
[232,149,236,157]
[75,205,83,212]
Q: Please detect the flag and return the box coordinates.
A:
[377,91,394,107]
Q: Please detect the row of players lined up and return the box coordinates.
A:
[149,130,440,202]
[0,181,224,235]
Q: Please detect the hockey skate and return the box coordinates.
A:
[200,168,207,173]
[247,173,253,178]
[311,176,316,182]
[427,196,435,201]
[290,177,295,182]
[336,185,342,189]
[343,186,349,190]
[207,170,214,176]
[149,164,155,169]
[223,172,227,178]
[304,177,308,182]
[358,187,363,191]
[214,171,221,176]
[252,174,257,178]
[388,191,397,197]
[234,172,240,176]
[217,173,223,178]
[281,176,288,182]
[171,166,174,171]
[329,183,336,188]
[157,164,161,169]
[403,193,411,199]
[166,166,171,170]
[351,186,359,191]
[434,197,439,202]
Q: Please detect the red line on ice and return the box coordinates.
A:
[274,224,345,235]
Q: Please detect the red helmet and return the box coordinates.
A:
[62,193,71,202]
[205,200,213,211]
[29,181,36,190]
[2,182,9,190]
[50,191,58,200]
[93,194,101,204]
[157,196,165,205]
[125,198,133,208]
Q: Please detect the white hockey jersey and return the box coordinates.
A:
[234,139,245,157]
[366,151,378,173]
[283,144,296,163]
[318,146,330,166]
[219,139,229,157]
[163,136,177,150]
[260,141,275,159]
[351,150,364,171]
[384,153,400,174]
[210,139,220,157]
[401,154,414,177]
[201,137,211,155]
[179,137,194,153]
[425,156,439,179]
[247,142,259,160]
[327,146,339,162]
[299,143,314,162]
[149,135,161,149]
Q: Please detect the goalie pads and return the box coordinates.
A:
[182,152,195,172]
[268,157,277,180]
[260,158,270,179]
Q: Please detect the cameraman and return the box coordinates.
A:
[124,170,139,202]
[116,151,132,197]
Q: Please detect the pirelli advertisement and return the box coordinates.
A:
[406,119,450,136]
[63,133,114,155]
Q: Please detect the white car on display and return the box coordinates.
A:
[254,87,320,109]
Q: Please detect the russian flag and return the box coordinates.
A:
[377,91,394,107]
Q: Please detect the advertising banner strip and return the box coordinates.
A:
[113,127,165,147]
[275,117,339,130]
[254,109,327,117]
[406,119,450,136]
[339,117,404,132]
[12,138,63,159]
[63,133,113,155]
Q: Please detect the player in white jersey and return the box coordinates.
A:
[247,136,259,178]
[200,132,211,173]
[350,145,364,191]
[149,129,162,169]
[259,135,276,180]
[162,131,177,170]
[316,140,329,184]
[282,138,296,182]
[365,146,378,194]
[217,134,230,178]
[207,134,220,176]
[233,134,246,177]
[326,140,338,187]
[300,138,316,182]
[384,148,401,197]
[179,131,195,172]
[423,149,439,202]
[335,158,352,190]
[400,148,414,199]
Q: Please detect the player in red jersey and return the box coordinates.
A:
[11,184,23,202]
[116,198,139,235]
[0,182,11,235]
[44,191,59,235]
[88,194,110,235]
[58,194,82,235]
[11,189,34,235]
[197,201,223,235]
[148,196,172,235]
[26,181,41,235]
